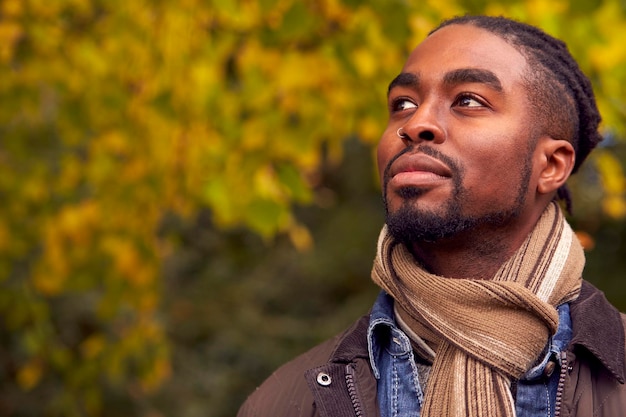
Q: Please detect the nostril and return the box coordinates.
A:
[419,131,435,141]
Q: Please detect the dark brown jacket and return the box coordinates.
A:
[238,281,626,417]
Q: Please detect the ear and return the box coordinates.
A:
[536,138,576,195]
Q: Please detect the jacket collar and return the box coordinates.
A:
[328,315,371,363]
[570,280,626,383]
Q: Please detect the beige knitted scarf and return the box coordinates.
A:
[371,202,584,417]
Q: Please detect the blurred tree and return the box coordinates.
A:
[0,0,625,416]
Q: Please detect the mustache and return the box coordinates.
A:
[382,145,461,185]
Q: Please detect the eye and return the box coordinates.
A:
[390,98,418,112]
[454,93,486,108]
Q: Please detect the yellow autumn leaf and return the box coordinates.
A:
[319,0,351,23]
[141,356,171,392]
[407,15,437,48]
[1,0,23,16]
[357,117,383,145]
[0,21,21,62]
[596,151,625,195]
[101,237,153,285]
[590,41,626,72]
[603,195,626,219]
[351,48,378,78]
[288,221,313,252]
[17,359,43,391]
[426,0,463,17]
[254,165,284,201]
[32,267,66,296]
[81,335,106,359]
[595,151,626,219]
[57,201,100,244]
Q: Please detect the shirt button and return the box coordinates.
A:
[543,360,556,378]
[316,372,332,386]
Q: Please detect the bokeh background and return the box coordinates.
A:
[2,0,626,416]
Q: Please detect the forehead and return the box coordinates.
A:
[402,24,528,89]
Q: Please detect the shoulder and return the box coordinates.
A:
[237,315,370,417]
[570,281,625,382]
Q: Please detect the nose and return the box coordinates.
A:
[397,102,445,145]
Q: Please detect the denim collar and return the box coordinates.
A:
[367,291,400,379]
[367,290,572,381]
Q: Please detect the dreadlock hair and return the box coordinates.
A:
[431,15,603,214]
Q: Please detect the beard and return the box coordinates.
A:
[383,146,533,244]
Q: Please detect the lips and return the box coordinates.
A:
[388,153,452,180]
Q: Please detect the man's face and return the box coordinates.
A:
[377,24,542,243]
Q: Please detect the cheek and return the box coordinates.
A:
[463,144,527,194]
[472,157,526,201]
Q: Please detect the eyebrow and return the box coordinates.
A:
[387,72,419,95]
[387,68,503,95]
[443,68,503,92]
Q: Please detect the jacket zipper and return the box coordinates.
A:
[554,351,568,417]
[345,364,364,417]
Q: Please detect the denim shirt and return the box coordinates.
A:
[367,291,573,417]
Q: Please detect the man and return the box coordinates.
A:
[238,15,626,417]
